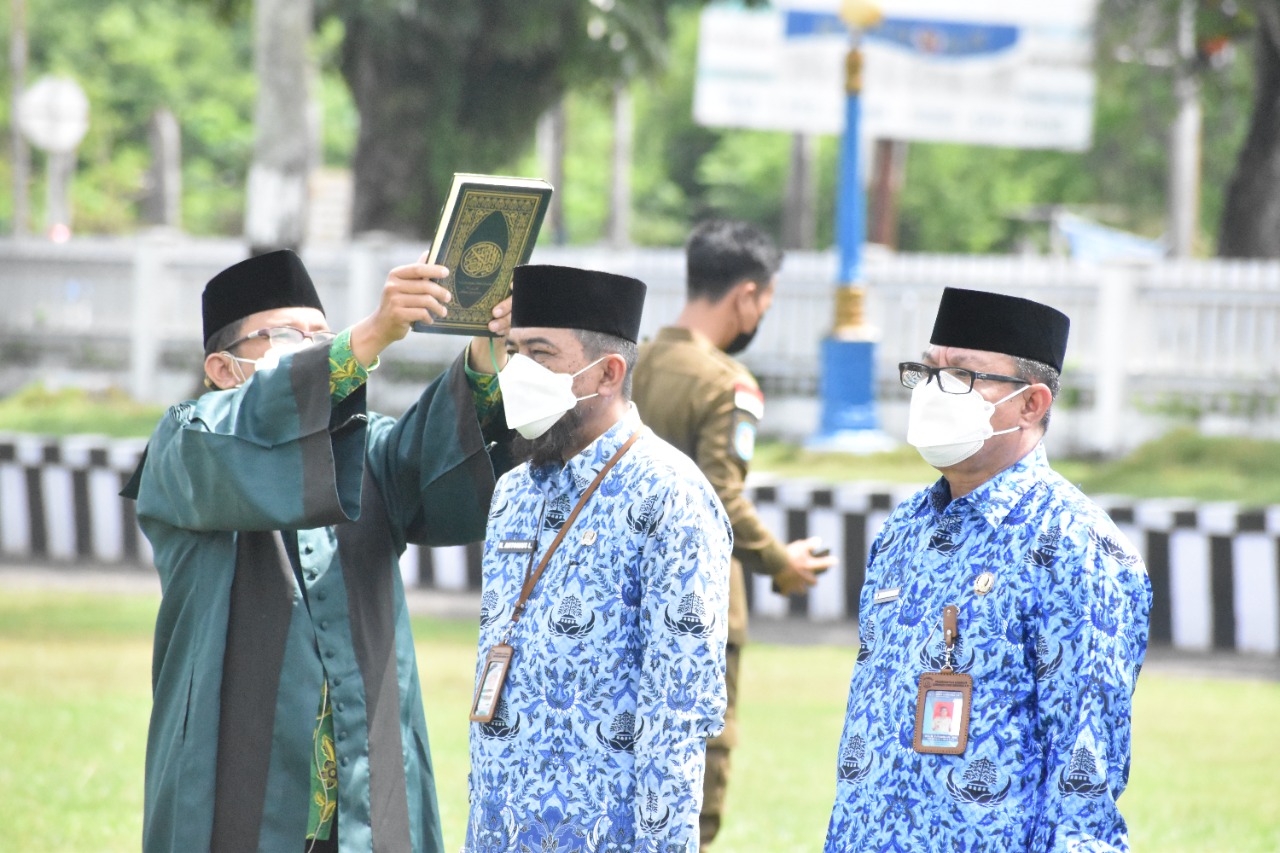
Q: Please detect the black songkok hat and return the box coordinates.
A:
[511,265,647,344]
[201,249,325,348]
[929,287,1070,372]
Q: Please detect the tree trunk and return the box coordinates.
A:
[331,0,668,240]
[10,0,29,236]
[244,0,313,255]
[339,10,565,240]
[142,109,182,229]
[1166,0,1201,258]
[608,83,632,250]
[537,102,568,246]
[869,138,908,250]
[783,133,817,250]
[1217,3,1280,258]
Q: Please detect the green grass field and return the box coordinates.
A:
[2,591,1278,852]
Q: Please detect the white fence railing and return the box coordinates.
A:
[3,236,1279,455]
[3,433,1278,657]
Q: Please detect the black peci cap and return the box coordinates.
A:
[929,287,1070,372]
[202,249,325,348]
[511,264,647,343]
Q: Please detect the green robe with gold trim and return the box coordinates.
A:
[125,344,504,853]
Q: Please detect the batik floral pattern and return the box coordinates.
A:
[467,409,731,853]
[825,444,1152,853]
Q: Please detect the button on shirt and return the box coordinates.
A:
[825,444,1152,852]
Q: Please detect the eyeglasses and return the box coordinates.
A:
[898,361,1029,395]
[225,326,337,351]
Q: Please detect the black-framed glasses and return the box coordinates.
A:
[898,361,1029,395]
[225,326,337,352]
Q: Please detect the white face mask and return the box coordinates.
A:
[498,352,607,440]
[906,380,1028,468]
[222,341,308,385]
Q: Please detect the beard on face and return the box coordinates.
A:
[510,405,584,469]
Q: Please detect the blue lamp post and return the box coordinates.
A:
[809,0,895,453]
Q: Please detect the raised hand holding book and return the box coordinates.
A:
[412,173,554,336]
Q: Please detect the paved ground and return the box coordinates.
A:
[3,561,1277,682]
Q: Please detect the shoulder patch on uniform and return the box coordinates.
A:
[734,418,757,462]
[733,383,764,420]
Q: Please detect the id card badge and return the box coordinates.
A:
[913,670,973,754]
[913,604,972,754]
[469,643,514,722]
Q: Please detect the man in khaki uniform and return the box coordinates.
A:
[632,219,836,846]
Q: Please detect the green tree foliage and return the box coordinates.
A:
[545,1,1256,254]
[509,1,1260,254]
[1217,0,1280,257]
[1,0,355,236]
[1,0,1270,254]
[630,5,724,244]
[630,6,837,246]
[3,0,254,234]
[627,0,1260,255]
[1094,0,1257,252]
[887,0,1256,253]
[322,0,676,238]
[494,5,832,249]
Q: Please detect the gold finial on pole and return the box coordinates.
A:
[845,49,864,94]
[839,0,883,31]
[833,285,869,339]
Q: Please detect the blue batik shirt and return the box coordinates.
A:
[825,443,1151,853]
[467,406,732,853]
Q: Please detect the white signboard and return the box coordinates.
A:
[693,3,847,135]
[693,0,1099,151]
[17,76,90,153]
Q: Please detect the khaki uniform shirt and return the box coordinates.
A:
[633,326,789,645]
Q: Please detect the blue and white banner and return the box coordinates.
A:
[694,0,1098,150]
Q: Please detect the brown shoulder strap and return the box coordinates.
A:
[509,428,643,625]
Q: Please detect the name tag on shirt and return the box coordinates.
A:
[497,539,536,554]
[873,587,900,604]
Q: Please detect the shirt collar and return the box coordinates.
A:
[528,404,643,495]
[657,325,716,352]
[927,443,1050,529]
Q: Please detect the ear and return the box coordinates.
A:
[595,353,629,399]
[1018,384,1053,430]
[204,351,240,390]
[733,279,759,306]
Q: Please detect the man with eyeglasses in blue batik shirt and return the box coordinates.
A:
[824,287,1152,852]
[122,249,515,853]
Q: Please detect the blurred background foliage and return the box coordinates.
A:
[0,0,1265,252]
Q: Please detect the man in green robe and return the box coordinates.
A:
[122,249,513,852]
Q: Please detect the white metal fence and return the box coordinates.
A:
[2,235,1279,455]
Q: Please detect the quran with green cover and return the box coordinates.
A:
[413,173,554,336]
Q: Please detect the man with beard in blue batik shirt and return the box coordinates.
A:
[824,287,1151,852]
[466,265,732,853]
